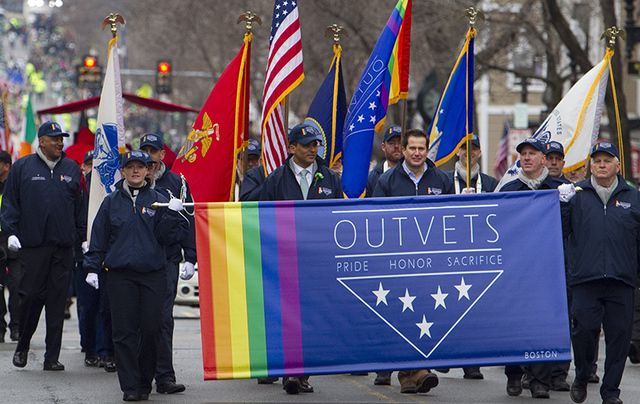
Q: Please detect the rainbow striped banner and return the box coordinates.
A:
[195,192,571,380]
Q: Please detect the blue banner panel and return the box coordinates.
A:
[285,190,570,375]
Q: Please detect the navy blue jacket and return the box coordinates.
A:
[365,163,384,197]
[260,157,342,201]
[561,176,640,288]
[373,159,453,197]
[154,169,197,265]
[84,181,189,273]
[500,174,565,192]
[0,152,85,248]
[446,170,498,193]
[239,165,266,202]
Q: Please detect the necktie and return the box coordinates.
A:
[300,169,310,199]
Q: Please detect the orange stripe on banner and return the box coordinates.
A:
[195,203,217,379]
[208,204,233,378]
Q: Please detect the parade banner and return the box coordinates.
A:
[195,191,571,380]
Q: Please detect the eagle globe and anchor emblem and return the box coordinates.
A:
[177,112,220,164]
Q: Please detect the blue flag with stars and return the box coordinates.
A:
[427,28,475,166]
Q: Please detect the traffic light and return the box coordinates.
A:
[156,60,172,94]
[76,55,102,90]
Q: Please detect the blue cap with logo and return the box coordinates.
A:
[247,139,261,156]
[383,126,402,142]
[139,133,164,150]
[38,121,70,138]
[120,150,151,168]
[516,137,545,154]
[590,141,619,159]
[544,141,565,157]
[463,134,480,148]
[84,150,94,164]
[288,123,323,145]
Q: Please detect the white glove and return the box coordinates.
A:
[85,273,99,290]
[180,262,196,280]
[461,187,475,194]
[558,183,576,203]
[81,241,89,254]
[7,235,21,252]
[168,198,183,212]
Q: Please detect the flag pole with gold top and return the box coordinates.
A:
[464,7,482,193]
[601,26,625,178]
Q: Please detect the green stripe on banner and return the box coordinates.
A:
[242,203,268,377]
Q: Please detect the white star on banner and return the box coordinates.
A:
[276,4,281,9]
[282,9,288,15]
[399,288,416,313]
[416,314,434,339]
[349,123,355,131]
[454,277,472,301]
[372,282,390,306]
[431,286,448,310]
[357,115,364,123]
[369,101,376,110]
[369,115,376,123]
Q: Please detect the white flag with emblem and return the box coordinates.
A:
[495,50,611,191]
[87,36,125,242]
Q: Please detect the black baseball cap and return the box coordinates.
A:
[288,123,322,145]
[38,121,69,138]
[544,141,564,157]
[516,137,545,154]
[0,150,11,165]
[590,142,619,159]
[120,150,151,168]
[139,133,164,150]
[247,139,261,156]
[84,150,94,164]
[383,126,402,142]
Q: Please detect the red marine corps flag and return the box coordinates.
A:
[172,33,252,202]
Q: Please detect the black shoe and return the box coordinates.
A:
[84,354,100,367]
[10,329,19,342]
[506,377,523,396]
[416,372,439,393]
[463,367,484,380]
[433,368,450,373]
[588,373,600,383]
[156,382,186,394]
[122,392,141,401]
[350,372,368,375]
[257,377,279,384]
[103,358,117,373]
[374,371,392,385]
[43,361,65,371]
[299,379,314,393]
[530,383,550,399]
[12,350,27,368]
[629,342,640,364]
[551,378,570,391]
[522,373,532,389]
[570,382,587,403]
[283,377,301,394]
[138,393,149,401]
[603,397,623,404]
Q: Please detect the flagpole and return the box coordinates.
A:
[464,7,482,192]
[237,11,261,180]
[601,26,625,177]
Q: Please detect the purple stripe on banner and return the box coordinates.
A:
[276,202,304,374]
[386,12,402,35]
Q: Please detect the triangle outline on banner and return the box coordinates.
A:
[337,270,503,358]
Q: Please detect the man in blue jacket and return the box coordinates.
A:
[1,121,86,370]
[260,123,342,395]
[239,139,266,202]
[559,142,640,404]
[140,133,196,395]
[372,128,445,395]
[447,134,497,195]
[84,150,188,401]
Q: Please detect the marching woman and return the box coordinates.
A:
[84,150,188,402]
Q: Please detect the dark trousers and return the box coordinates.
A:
[16,246,72,362]
[0,256,24,335]
[98,271,113,358]
[155,261,179,384]
[632,287,640,343]
[505,364,552,390]
[571,280,634,400]
[73,261,104,356]
[108,269,165,395]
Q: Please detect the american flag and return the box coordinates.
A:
[494,121,510,180]
[261,0,304,174]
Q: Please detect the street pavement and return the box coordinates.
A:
[1,302,640,403]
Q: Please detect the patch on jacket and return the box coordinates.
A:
[318,186,333,196]
[427,187,442,195]
[615,200,631,209]
[141,206,156,217]
[31,175,45,181]
[60,174,72,183]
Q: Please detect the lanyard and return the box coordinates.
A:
[454,169,482,194]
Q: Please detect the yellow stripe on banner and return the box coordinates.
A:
[224,203,251,378]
